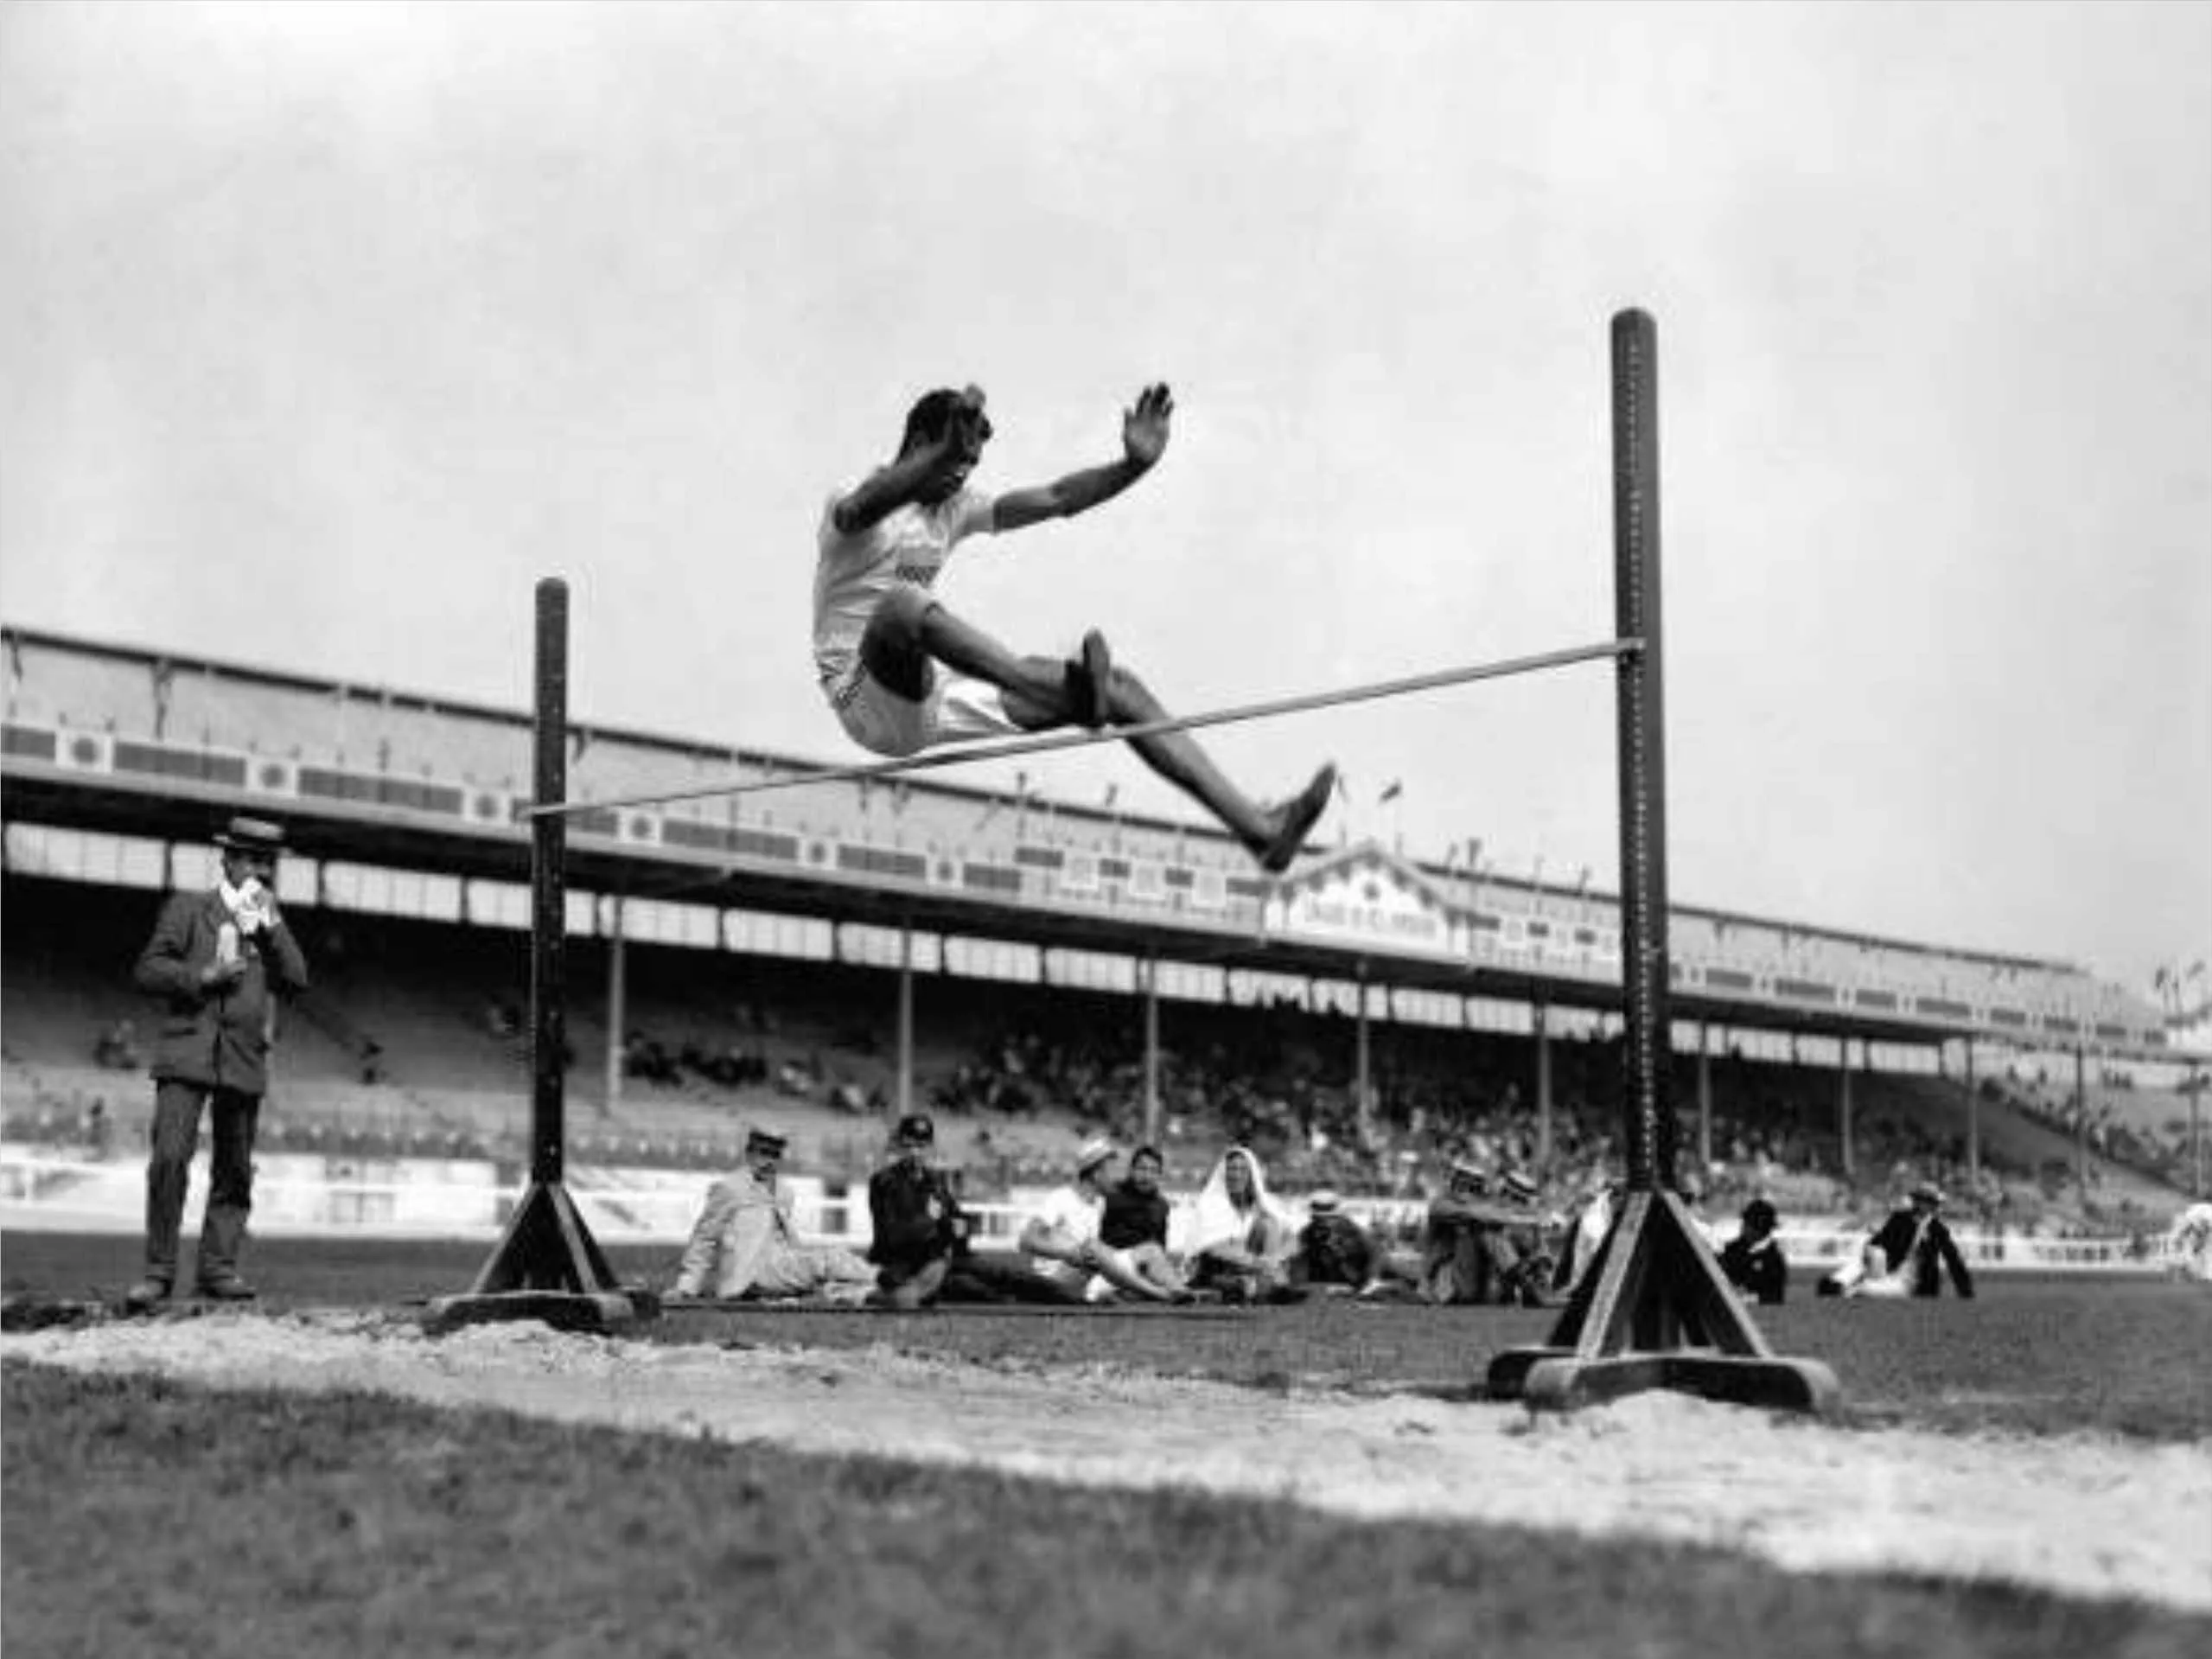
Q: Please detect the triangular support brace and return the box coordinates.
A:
[1486,1190,1838,1412]
[424,1179,648,1336]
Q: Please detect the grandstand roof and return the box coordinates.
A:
[3,619,2192,1064]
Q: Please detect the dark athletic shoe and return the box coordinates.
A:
[1068,629,1114,729]
[1256,763,1338,874]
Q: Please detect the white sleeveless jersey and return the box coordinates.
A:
[813,484,997,696]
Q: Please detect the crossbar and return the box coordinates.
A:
[531,635,1641,820]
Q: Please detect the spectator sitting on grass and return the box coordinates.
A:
[1099,1143,1189,1298]
[1187,1145,1303,1303]
[1719,1197,1788,1305]
[2162,1202,2212,1284]
[1423,1160,1543,1306]
[668,1126,877,1303]
[1295,1190,1376,1293]
[866,1112,978,1308]
[1552,1173,1622,1299]
[1857,1181,1975,1299]
[1490,1167,1556,1305]
[1019,1139,1187,1305]
[867,1114,1110,1308]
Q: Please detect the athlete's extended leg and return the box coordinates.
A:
[1089,660,1335,873]
[864,594,1332,871]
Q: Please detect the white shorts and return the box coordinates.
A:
[1032,1246,1138,1305]
[827,664,1020,758]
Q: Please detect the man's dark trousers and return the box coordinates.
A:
[144,1078,261,1288]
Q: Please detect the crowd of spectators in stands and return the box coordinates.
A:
[13,970,2200,1248]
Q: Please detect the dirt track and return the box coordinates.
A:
[10,1310,2210,1611]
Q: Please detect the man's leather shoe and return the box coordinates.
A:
[194,1278,258,1302]
[123,1279,170,1312]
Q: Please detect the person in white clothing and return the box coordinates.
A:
[815,382,1335,873]
[1187,1145,1302,1302]
[1017,1139,1184,1304]
[2163,1202,2212,1283]
[667,1126,876,1303]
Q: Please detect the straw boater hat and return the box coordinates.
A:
[745,1126,787,1158]
[1501,1169,1539,1203]
[1909,1180,1944,1207]
[893,1113,935,1148]
[1307,1190,1342,1214]
[1448,1159,1489,1190]
[1074,1137,1119,1177]
[213,816,286,857]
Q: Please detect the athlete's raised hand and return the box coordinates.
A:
[1122,382,1174,470]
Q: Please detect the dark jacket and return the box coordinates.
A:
[1866,1207,1975,1298]
[1298,1212,1374,1287]
[134,890,309,1096]
[1719,1232,1788,1305]
[867,1158,971,1273]
[1100,1178,1171,1251]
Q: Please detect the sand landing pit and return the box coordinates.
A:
[6,1310,2207,1613]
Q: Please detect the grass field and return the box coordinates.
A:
[6,1230,2209,1439]
[4,1231,2209,1659]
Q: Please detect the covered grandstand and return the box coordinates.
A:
[3,622,2203,1241]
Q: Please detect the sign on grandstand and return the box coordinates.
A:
[1267,845,1462,954]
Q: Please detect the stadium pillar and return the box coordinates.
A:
[1142,950,1161,1148]
[1696,1024,1712,1170]
[425,577,647,1336]
[1355,959,1372,1139]
[1533,1002,1552,1167]
[1486,309,1837,1415]
[1964,1038,1980,1182]
[896,922,914,1120]
[2191,1066,2203,1196]
[604,896,626,1116]
[1838,1040,1854,1178]
[2074,1043,2089,1196]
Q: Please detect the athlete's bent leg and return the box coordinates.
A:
[874,594,1091,719]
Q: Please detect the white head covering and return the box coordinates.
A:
[1190,1145,1290,1255]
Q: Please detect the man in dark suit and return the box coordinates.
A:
[126,816,309,1310]
[865,1112,974,1308]
[1861,1181,1976,1299]
[1720,1197,1789,1305]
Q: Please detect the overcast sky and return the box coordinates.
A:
[2,2,2207,994]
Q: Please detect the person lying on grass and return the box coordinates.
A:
[1835,1181,1975,1300]
[668,1126,877,1303]
[1018,1139,1189,1305]
[1187,1146,1304,1304]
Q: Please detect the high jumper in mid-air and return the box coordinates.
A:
[811,380,1335,873]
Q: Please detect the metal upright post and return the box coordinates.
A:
[1487,310,1837,1413]
[425,578,647,1334]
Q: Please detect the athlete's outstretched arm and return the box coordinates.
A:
[993,383,1173,533]
[832,430,968,534]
